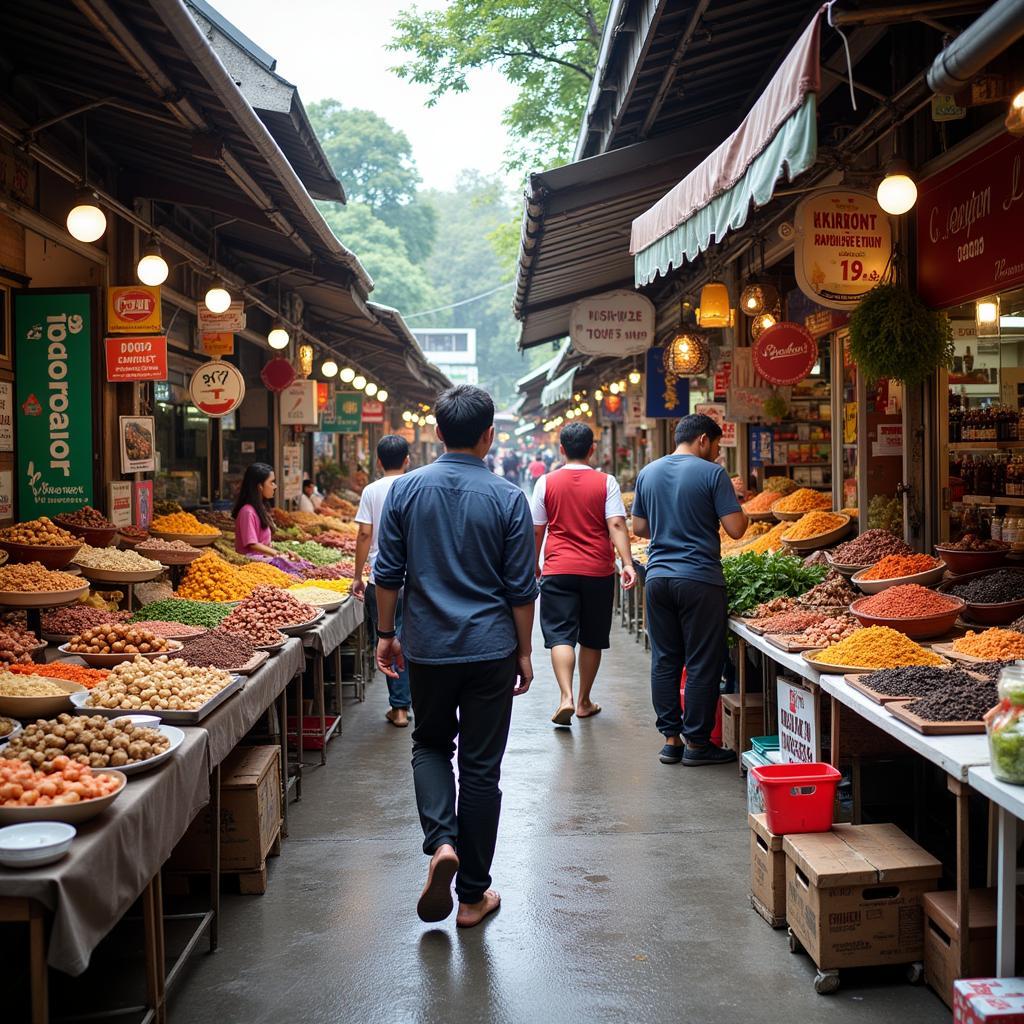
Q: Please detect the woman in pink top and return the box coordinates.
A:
[232,462,279,556]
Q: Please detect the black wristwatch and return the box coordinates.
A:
[377,628,397,639]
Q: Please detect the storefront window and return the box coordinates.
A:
[154,399,209,508]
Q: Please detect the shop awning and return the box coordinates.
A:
[541,367,578,409]
[631,10,824,286]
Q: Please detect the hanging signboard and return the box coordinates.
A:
[752,323,819,385]
[361,399,385,424]
[695,403,736,448]
[778,678,817,763]
[107,285,161,333]
[0,140,35,204]
[280,381,319,425]
[188,360,246,418]
[320,392,362,433]
[260,358,296,394]
[0,380,12,452]
[197,301,245,335]
[107,481,132,528]
[645,347,688,419]
[917,131,1024,308]
[119,416,156,473]
[793,189,891,310]
[599,393,623,424]
[14,290,95,518]
[104,335,168,382]
[282,443,302,500]
[200,332,234,357]
[727,386,775,423]
[570,290,655,356]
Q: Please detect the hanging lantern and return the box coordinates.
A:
[750,311,778,340]
[739,282,779,318]
[664,330,709,376]
[697,280,732,327]
[297,343,314,378]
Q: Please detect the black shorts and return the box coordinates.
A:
[539,573,616,650]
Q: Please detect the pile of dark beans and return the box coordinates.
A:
[904,677,999,722]
[862,666,975,697]
[948,570,1024,605]
[179,629,256,670]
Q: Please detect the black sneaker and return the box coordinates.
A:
[659,743,684,764]
[682,744,737,767]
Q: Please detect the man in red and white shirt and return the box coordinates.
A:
[532,422,637,726]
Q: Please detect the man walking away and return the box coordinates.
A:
[374,385,538,927]
[527,451,547,494]
[532,422,636,726]
[352,435,412,727]
[631,414,748,767]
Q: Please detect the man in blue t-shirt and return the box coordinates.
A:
[631,413,748,766]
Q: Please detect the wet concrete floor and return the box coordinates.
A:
[169,620,950,1024]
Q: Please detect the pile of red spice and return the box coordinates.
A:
[860,553,940,581]
[856,584,960,618]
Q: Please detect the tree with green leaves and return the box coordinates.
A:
[307,101,437,262]
[389,0,609,171]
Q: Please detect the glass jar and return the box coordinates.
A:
[987,666,1024,784]
[992,516,1003,543]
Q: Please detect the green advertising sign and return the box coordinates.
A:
[14,290,94,518]
[319,392,362,433]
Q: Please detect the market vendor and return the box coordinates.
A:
[299,478,324,514]
[232,463,296,559]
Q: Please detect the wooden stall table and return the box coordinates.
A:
[300,597,364,765]
[820,672,991,979]
[967,765,1024,977]
[0,729,210,1024]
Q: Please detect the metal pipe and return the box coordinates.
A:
[148,0,374,294]
[926,0,1024,93]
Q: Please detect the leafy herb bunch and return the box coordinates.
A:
[723,550,828,616]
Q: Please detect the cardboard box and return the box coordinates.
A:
[170,745,281,873]
[721,691,764,754]
[954,979,1024,1022]
[784,823,941,970]
[926,889,1024,1009]
[749,812,786,927]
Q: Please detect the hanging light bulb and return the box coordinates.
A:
[426,414,437,425]
[566,408,576,419]
[321,359,339,378]
[204,281,232,314]
[1006,89,1024,135]
[364,382,378,397]
[267,320,290,349]
[297,343,314,377]
[977,296,1001,338]
[66,188,107,243]
[618,380,628,392]
[697,281,731,327]
[339,367,355,383]
[750,311,778,340]
[353,375,367,391]
[739,282,779,318]
[377,389,389,403]
[580,402,590,412]
[418,416,427,427]
[876,159,918,215]
[594,388,604,402]
[664,331,709,376]
[608,382,620,395]
[628,369,641,385]
[402,410,413,422]
[136,237,169,286]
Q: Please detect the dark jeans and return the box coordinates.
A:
[645,576,727,744]
[364,584,411,709]
[409,653,517,904]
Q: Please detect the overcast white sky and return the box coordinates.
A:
[211,0,519,192]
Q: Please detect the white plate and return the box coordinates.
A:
[277,607,326,635]
[0,821,76,867]
[0,717,22,744]
[116,724,185,775]
[0,771,126,825]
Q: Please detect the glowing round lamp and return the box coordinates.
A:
[664,331,709,376]
[267,322,290,349]
[628,370,641,385]
[66,192,106,243]
[376,389,389,402]
[402,411,413,422]
[136,239,168,286]
[321,359,339,378]
[204,283,231,314]
[339,367,355,383]
[353,375,367,391]
[364,382,378,397]
[876,161,918,215]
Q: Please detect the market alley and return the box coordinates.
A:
[168,623,950,1024]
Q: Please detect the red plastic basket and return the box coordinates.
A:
[750,762,841,835]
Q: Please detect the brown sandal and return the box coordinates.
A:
[386,709,409,728]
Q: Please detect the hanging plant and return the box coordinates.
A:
[848,283,954,384]
[763,391,789,422]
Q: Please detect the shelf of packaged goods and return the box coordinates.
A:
[962,495,1024,506]
[949,441,1024,451]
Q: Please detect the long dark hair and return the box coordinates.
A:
[232,462,274,530]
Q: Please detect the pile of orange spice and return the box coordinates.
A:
[782,511,847,542]
[952,628,1024,661]
[771,488,833,514]
[807,625,944,668]
[6,661,110,689]
[742,491,779,514]
[860,553,940,581]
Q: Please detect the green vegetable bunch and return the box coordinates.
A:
[723,550,828,616]
[848,283,953,384]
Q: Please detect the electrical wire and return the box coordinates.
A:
[402,280,514,319]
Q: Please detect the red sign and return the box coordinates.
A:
[752,323,818,385]
[917,131,1024,308]
[260,357,296,393]
[104,335,168,382]
[107,285,161,333]
[361,399,384,424]
[316,382,329,411]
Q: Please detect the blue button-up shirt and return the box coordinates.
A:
[374,453,539,665]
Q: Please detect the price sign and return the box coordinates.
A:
[189,360,246,418]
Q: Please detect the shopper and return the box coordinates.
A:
[502,450,521,486]
[527,451,547,493]
[298,479,323,514]
[374,385,537,928]
[532,422,636,726]
[352,436,413,727]
[232,463,282,558]
[631,414,747,766]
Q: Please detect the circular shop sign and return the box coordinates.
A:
[752,323,819,386]
[189,360,246,418]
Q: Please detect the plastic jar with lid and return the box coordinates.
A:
[987,665,1024,784]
